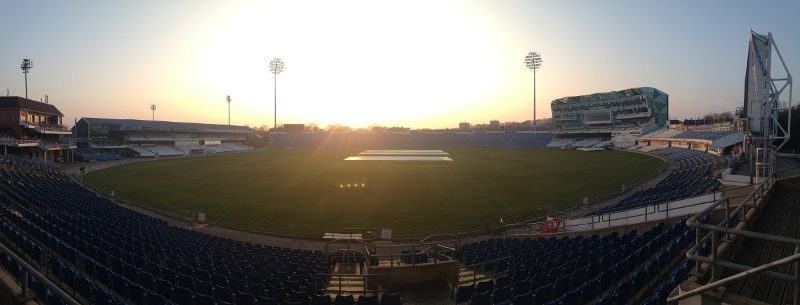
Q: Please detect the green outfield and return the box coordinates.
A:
[83,148,664,238]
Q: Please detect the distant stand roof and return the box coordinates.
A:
[0,96,64,116]
[551,87,664,105]
[80,117,254,133]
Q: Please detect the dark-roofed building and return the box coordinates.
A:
[74,118,256,157]
[0,96,75,162]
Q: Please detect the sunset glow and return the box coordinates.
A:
[1,1,798,129]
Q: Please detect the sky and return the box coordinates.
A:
[1,1,798,129]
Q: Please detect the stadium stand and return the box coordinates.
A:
[268,132,552,149]
[128,146,157,158]
[643,129,684,139]
[671,131,739,141]
[594,148,722,214]
[146,145,184,157]
[567,138,603,149]
[504,132,553,148]
[2,154,60,170]
[720,186,799,304]
[75,148,123,162]
[457,221,694,305]
[545,138,578,148]
[0,158,406,305]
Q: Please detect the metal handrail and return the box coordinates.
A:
[452,256,514,298]
[314,273,390,295]
[509,191,742,235]
[668,166,800,304]
[368,239,460,268]
[0,240,81,305]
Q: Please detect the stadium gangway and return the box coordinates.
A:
[451,255,514,299]
[366,239,461,268]
[668,166,800,305]
[0,239,81,305]
[314,273,391,296]
[324,238,372,262]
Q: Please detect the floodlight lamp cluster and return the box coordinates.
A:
[525,52,543,71]
[269,58,285,75]
[20,59,33,73]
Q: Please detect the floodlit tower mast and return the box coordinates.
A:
[741,31,793,179]
[226,95,231,125]
[525,52,543,132]
[150,104,157,121]
[20,59,33,99]
[269,58,285,130]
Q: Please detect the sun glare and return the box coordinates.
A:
[189,1,511,128]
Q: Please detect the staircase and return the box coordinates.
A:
[326,261,368,296]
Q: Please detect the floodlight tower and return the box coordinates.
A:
[741,31,793,179]
[20,59,33,99]
[150,104,157,121]
[269,58,285,130]
[226,95,231,125]
[525,52,543,132]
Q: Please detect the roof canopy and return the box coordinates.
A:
[551,87,662,105]
[80,117,254,133]
[0,96,64,116]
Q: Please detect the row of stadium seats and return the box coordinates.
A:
[671,130,739,141]
[268,132,553,149]
[0,159,400,305]
[75,147,123,162]
[641,129,739,141]
[0,154,60,170]
[594,148,721,214]
[456,221,691,305]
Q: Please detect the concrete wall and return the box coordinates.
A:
[564,192,723,232]
[370,261,459,287]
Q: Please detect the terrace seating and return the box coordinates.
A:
[672,130,739,141]
[458,221,691,305]
[1,155,60,170]
[594,147,721,214]
[76,147,123,162]
[128,145,157,157]
[268,131,552,149]
[147,145,184,156]
[0,158,350,305]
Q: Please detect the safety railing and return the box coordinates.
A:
[314,273,390,296]
[0,234,81,305]
[507,188,755,235]
[668,166,800,304]
[367,239,460,268]
[454,256,514,286]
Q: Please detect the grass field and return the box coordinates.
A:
[83,148,664,238]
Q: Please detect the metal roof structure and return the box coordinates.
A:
[79,117,254,133]
[0,96,64,116]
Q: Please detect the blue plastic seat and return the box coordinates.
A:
[511,280,530,297]
[492,286,511,304]
[156,279,174,299]
[336,295,355,305]
[475,280,494,295]
[509,293,531,305]
[312,295,332,305]
[357,295,378,305]
[173,286,193,305]
[470,292,491,305]
[532,284,552,305]
[147,292,170,305]
[195,293,215,305]
[380,293,401,305]
[456,285,475,304]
